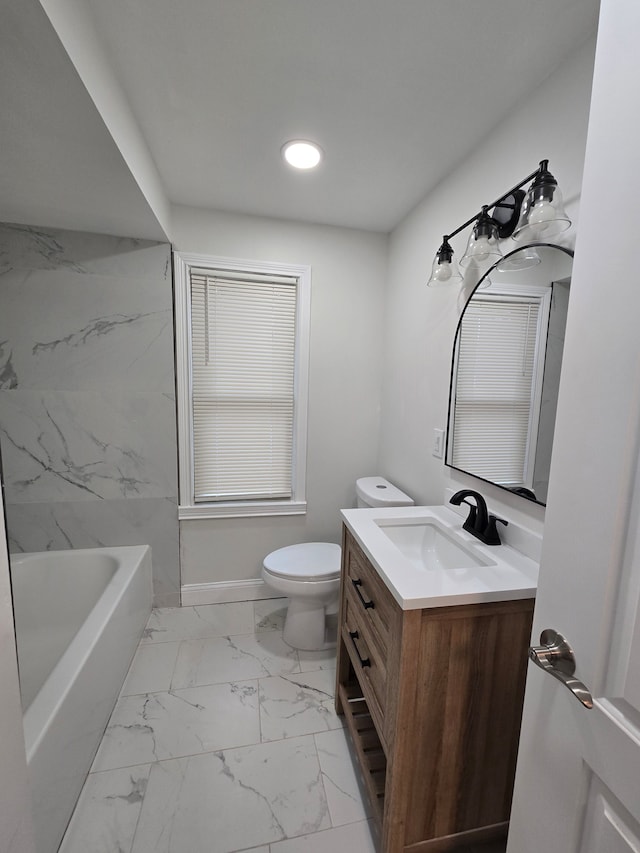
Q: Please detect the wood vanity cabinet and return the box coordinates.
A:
[335,526,534,853]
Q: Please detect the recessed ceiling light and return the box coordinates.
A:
[282,140,323,170]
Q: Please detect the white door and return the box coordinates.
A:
[507,2,640,851]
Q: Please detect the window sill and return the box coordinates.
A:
[178,500,307,520]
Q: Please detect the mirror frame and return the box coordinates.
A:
[445,242,574,506]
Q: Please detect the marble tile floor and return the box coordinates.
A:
[59,599,379,853]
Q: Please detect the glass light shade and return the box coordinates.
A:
[460,210,503,268]
[496,246,542,272]
[427,238,463,287]
[513,164,571,242]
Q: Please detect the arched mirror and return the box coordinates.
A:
[446,243,573,506]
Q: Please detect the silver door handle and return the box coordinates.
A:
[529,629,593,709]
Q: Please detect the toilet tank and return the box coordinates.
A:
[355,476,414,508]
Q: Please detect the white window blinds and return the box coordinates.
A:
[190,270,298,502]
[451,295,542,486]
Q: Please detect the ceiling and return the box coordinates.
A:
[0,0,600,240]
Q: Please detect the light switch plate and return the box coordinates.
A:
[432,428,445,458]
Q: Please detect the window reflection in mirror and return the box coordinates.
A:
[446,244,573,506]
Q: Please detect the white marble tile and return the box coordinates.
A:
[92,681,260,772]
[121,641,181,696]
[270,820,378,853]
[0,223,177,615]
[59,765,151,853]
[259,669,343,742]
[171,631,300,689]
[5,495,180,606]
[298,645,338,672]
[130,736,330,853]
[315,728,372,827]
[254,597,287,632]
[141,602,256,643]
[0,223,170,279]
[0,389,177,502]
[0,267,174,392]
[0,337,18,390]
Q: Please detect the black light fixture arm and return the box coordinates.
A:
[444,160,547,242]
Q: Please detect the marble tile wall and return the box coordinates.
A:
[0,222,180,605]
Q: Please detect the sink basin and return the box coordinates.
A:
[340,504,539,609]
[375,518,493,571]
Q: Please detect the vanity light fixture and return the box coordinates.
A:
[427,159,571,286]
[281,139,323,170]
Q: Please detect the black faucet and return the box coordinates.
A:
[449,489,508,546]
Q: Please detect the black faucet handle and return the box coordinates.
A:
[484,514,508,545]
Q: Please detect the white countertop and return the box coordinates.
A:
[340,504,539,610]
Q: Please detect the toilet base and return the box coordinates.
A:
[282,598,336,651]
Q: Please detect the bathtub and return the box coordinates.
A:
[11,545,152,853]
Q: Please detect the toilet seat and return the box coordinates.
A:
[263,542,341,581]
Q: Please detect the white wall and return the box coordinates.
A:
[379,35,597,534]
[171,206,388,587]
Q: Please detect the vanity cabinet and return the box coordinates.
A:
[335,526,534,853]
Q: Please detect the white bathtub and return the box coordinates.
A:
[11,545,153,853]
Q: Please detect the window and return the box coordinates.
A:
[449,286,551,489]
[174,253,310,518]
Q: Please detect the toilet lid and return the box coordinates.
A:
[263,542,341,581]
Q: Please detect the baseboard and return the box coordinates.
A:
[181,578,282,606]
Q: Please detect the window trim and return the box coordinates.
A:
[174,251,310,519]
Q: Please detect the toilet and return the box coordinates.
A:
[355,475,415,509]
[261,476,414,650]
[262,542,341,651]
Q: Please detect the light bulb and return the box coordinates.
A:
[434,263,452,282]
[471,236,492,262]
[528,198,556,232]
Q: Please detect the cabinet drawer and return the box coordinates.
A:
[344,590,388,727]
[344,533,397,654]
